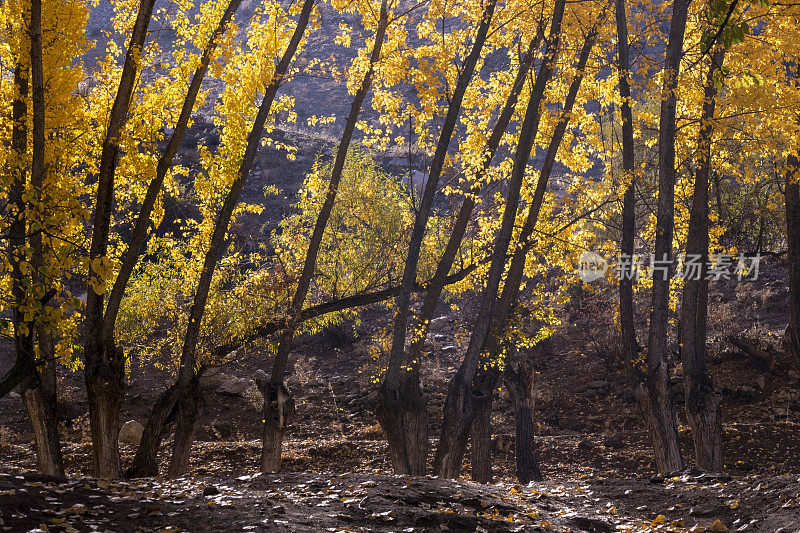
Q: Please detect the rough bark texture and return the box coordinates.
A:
[470,365,499,483]
[169,0,314,478]
[505,358,542,484]
[644,0,691,474]
[615,0,640,389]
[84,0,157,479]
[377,0,498,476]
[257,377,295,473]
[680,49,725,472]
[127,383,179,478]
[785,152,800,370]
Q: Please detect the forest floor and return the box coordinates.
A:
[3,258,800,531]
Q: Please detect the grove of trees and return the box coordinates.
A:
[1,0,799,484]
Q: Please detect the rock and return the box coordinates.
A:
[587,380,608,390]
[216,377,250,396]
[118,420,144,445]
[576,438,595,451]
[202,485,220,496]
[559,417,586,432]
[755,375,766,390]
[8,391,20,398]
[570,516,613,533]
[603,435,624,449]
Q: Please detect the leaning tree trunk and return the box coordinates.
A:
[505,356,542,483]
[643,0,691,474]
[84,0,157,479]
[260,1,389,473]
[127,383,179,477]
[680,49,725,473]
[168,0,315,478]
[119,0,243,478]
[376,0,499,476]
[785,152,800,370]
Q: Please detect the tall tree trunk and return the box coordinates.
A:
[505,356,542,483]
[615,0,640,389]
[84,0,157,479]
[680,49,725,472]
[785,152,800,369]
[260,0,389,473]
[644,0,692,474]
[168,0,315,478]
[17,0,66,479]
[376,0,499,476]
[113,0,243,478]
[434,0,599,478]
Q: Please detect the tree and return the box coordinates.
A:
[641,0,691,475]
[167,0,316,478]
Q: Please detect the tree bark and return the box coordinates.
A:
[260,1,389,472]
[785,152,800,370]
[84,0,157,479]
[505,358,542,483]
[615,0,640,389]
[127,383,179,477]
[644,0,692,474]
[168,0,314,478]
[377,0,499,476]
[680,49,725,472]
[470,365,499,483]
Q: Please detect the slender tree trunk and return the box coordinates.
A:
[127,383,179,477]
[785,152,800,369]
[168,0,315,478]
[259,1,389,473]
[84,0,157,479]
[644,0,692,474]
[615,0,640,389]
[103,0,243,330]
[115,0,243,478]
[377,0,499,476]
[505,357,542,483]
[17,0,66,479]
[680,49,725,472]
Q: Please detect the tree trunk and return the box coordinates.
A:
[127,383,179,478]
[261,1,389,472]
[505,358,542,484]
[168,376,204,478]
[785,152,800,369]
[644,0,692,474]
[680,49,725,472]
[377,0,499,476]
[433,0,568,478]
[257,377,295,472]
[169,0,314,478]
[615,0,641,389]
[470,365,499,483]
[21,329,64,479]
[103,0,244,330]
[84,0,157,479]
